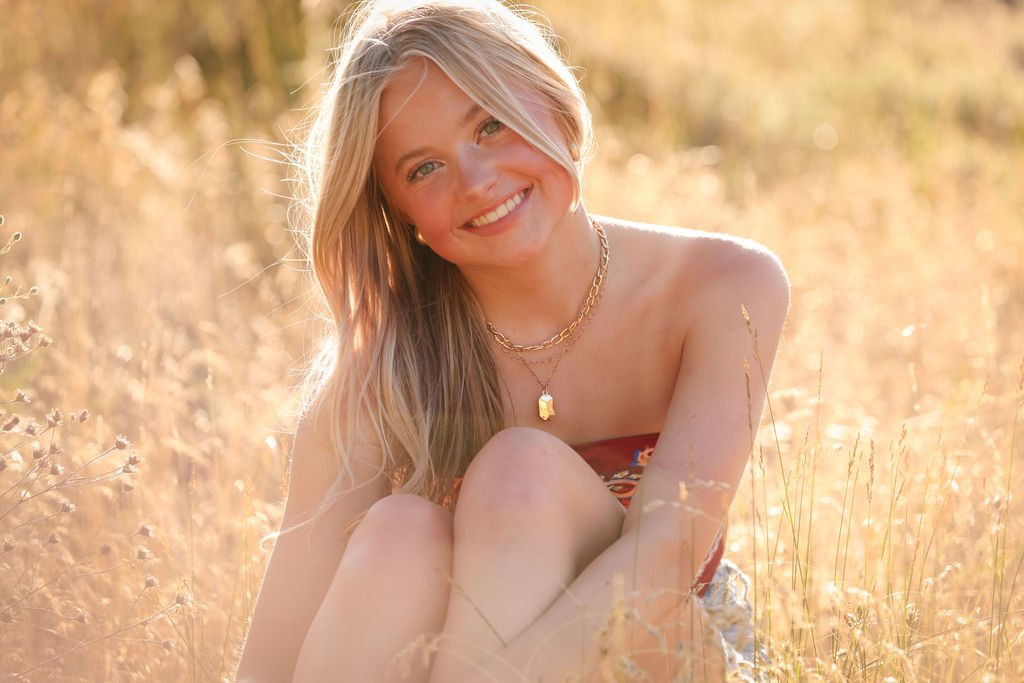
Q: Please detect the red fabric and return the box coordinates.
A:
[572,433,725,597]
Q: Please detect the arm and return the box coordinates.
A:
[235,405,388,682]
[470,244,790,682]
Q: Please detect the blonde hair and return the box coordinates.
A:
[292,0,594,523]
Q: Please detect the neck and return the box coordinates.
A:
[459,207,602,346]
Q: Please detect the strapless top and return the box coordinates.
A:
[572,433,725,597]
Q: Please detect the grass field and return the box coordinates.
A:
[1,0,1022,680]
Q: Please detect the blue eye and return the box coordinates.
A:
[407,160,439,182]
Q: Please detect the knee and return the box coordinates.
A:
[466,427,573,488]
[343,493,453,570]
[456,428,580,524]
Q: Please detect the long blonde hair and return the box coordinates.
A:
[292,0,594,518]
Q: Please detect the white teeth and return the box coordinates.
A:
[469,190,526,227]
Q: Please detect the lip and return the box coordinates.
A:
[462,187,531,233]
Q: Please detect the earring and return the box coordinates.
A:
[414,228,428,246]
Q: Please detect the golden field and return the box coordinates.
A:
[1,0,1022,680]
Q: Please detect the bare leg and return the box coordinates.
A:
[293,493,454,683]
[428,428,627,681]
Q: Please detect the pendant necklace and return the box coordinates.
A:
[485,219,609,421]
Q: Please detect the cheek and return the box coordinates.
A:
[540,158,576,207]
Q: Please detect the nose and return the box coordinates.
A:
[454,145,498,199]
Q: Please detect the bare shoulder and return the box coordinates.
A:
[599,216,789,315]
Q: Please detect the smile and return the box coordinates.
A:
[467,189,528,228]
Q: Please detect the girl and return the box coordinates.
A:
[238,0,788,680]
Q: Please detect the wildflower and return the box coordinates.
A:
[38,335,53,347]
[145,576,158,589]
[121,480,135,492]
[2,416,19,431]
[15,388,29,404]
[24,421,38,435]
[48,532,59,545]
[99,543,112,555]
[126,453,141,466]
[28,286,37,295]
[46,409,63,427]
[60,500,76,514]
[136,546,153,560]
[162,639,175,652]
[75,608,87,624]
[50,463,64,476]
[114,434,131,450]
[32,443,44,459]
[78,409,89,422]
[11,232,21,242]
[122,463,137,474]
[175,590,192,607]
[138,523,153,537]
[3,538,14,552]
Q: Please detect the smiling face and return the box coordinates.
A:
[372,58,576,271]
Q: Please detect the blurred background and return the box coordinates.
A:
[1,0,1022,680]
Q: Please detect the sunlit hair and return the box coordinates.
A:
[289,0,594,532]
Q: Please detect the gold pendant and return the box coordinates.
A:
[538,392,555,421]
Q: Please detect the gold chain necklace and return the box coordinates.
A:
[486,219,610,421]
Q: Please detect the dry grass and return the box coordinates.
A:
[1,0,1021,680]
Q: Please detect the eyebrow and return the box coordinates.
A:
[392,103,484,175]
